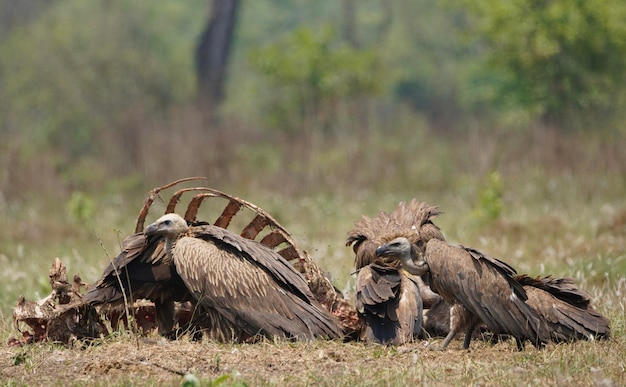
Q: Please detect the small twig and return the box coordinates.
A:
[146,361,187,376]
[94,231,136,342]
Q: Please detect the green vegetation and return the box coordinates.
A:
[2,1,625,197]
[472,171,504,225]
[250,26,383,132]
[461,0,626,127]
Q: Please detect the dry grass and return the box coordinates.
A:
[2,329,624,386]
[0,127,625,385]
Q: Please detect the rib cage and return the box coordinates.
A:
[133,177,360,335]
[135,180,302,265]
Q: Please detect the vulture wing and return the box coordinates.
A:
[424,239,550,348]
[350,239,381,270]
[516,275,610,341]
[422,297,452,338]
[355,264,422,344]
[84,233,191,335]
[402,274,424,339]
[517,275,592,308]
[173,225,343,341]
[84,233,188,305]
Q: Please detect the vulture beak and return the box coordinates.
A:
[375,244,390,257]
[375,239,429,276]
[144,222,158,235]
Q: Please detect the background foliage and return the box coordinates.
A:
[1,0,625,197]
[250,25,383,132]
[460,0,626,127]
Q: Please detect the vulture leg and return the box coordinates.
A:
[437,329,456,351]
[154,299,175,337]
[462,318,479,350]
[462,332,472,349]
[435,304,477,350]
[435,304,462,350]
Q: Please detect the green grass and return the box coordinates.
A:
[0,128,625,385]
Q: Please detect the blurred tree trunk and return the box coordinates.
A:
[342,0,358,48]
[0,0,58,37]
[195,0,239,122]
[341,0,392,49]
[376,1,392,43]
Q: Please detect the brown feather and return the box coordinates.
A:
[516,275,610,341]
[161,220,343,342]
[375,235,552,349]
[355,265,422,344]
[422,239,550,349]
[84,233,191,335]
[346,200,445,269]
[346,200,440,345]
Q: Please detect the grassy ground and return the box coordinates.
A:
[1,332,624,386]
[0,128,624,385]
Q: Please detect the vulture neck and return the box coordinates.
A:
[399,245,426,276]
[163,232,183,261]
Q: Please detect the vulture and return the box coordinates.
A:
[515,274,610,342]
[421,297,452,339]
[84,232,192,337]
[376,236,551,350]
[419,297,507,342]
[378,236,611,347]
[353,263,423,345]
[346,200,445,345]
[140,213,343,342]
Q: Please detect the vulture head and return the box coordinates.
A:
[375,237,429,277]
[144,213,189,236]
[144,213,189,252]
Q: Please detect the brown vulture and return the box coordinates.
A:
[84,232,192,337]
[140,213,343,342]
[421,297,452,339]
[515,275,610,341]
[376,236,551,350]
[353,263,423,345]
[378,235,611,346]
[346,200,445,345]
